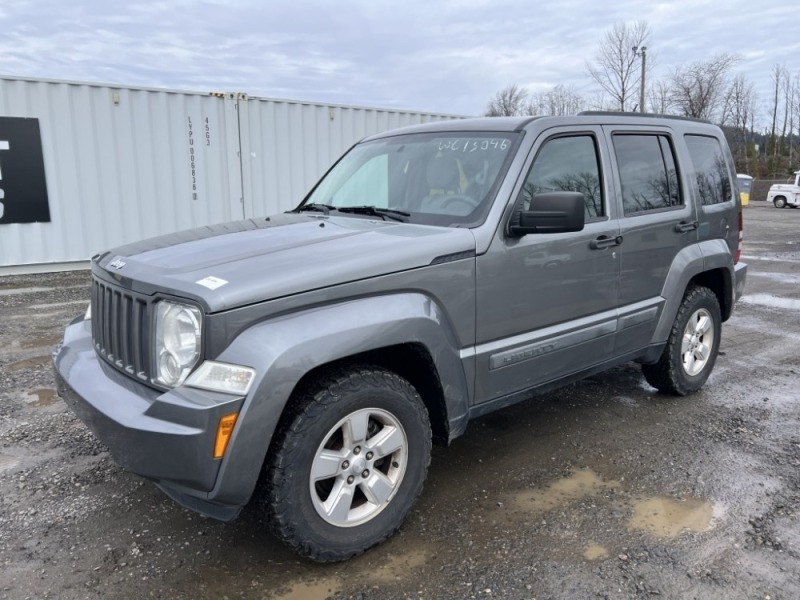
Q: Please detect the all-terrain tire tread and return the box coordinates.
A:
[262,365,431,562]
[642,285,720,397]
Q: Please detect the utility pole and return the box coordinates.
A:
[633,46,647,113]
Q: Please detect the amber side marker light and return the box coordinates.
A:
[214,413,239,459]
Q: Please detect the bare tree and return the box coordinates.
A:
[647,80,673,115]
[586,21,651,112]
[722,74,758,171]
[528,84,585,116]
[779,69,793,160]
[668,53,739,121]
[792,74,800,171]
[767,64,790,175]
[485,84,529,116]
[584,91,616,112]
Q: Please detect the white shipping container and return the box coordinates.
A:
[0,76,463,273]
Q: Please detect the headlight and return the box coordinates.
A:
[153,301,202,387]
[84,302,92,320]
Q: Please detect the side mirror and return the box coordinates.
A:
[509,192,585,236]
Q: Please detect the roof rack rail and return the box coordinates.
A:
[578,111,712,124]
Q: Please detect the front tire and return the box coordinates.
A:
[642,286,721,396]
[263,366,431,562]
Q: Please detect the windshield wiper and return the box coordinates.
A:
[295,203,336,215]
[336,205,411,222]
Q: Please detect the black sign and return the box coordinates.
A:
[0,117,51,224]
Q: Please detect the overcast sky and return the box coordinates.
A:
[1,0,796,125]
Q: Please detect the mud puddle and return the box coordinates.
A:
[24,388,58,408]
[275,577,342,600]
[628,496,717,538]
[21,334,63,349]
[508,468,618,514]
[369,547,428,582]
[740,254,800,264]
[0,286,53,296]
[583,543,610,561]
[28,299,88,310]
[7,355,50,371]
[740,294,800,310]
[0,453,21,473]
[747,271,800,285]
[506,469,717,546]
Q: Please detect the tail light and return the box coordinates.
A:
[735,209,743,264]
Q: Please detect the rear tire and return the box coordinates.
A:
[642,286,721,396]
[774,196,787,208]
[263,366,431,562]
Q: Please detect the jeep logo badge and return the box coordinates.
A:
[107,257,126,270]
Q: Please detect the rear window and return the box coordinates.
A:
[685,135,734,205]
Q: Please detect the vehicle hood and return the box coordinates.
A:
[95,213,477,312]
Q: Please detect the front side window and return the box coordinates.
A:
[685,135,734,206]
[303,132,519,226]
[613,134,682,215]
[521,135,604,219]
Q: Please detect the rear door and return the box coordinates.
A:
[602,126,698,355]
[684,133,738,256]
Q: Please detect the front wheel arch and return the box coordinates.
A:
[287,343,450,446]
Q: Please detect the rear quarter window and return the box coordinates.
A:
[684,135,734,205]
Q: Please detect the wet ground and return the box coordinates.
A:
[1,201,799,600]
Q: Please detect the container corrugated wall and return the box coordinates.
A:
[0,76,463,271]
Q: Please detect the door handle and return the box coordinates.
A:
[675,220,699,233]
[590,235,623,249]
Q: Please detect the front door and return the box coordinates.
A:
[474,128,620,404]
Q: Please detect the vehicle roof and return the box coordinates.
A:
[362,113,722,141]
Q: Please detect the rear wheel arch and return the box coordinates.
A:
[689,267,732,321]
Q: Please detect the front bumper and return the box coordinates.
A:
[54,316,246,520]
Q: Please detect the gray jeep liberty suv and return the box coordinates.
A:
[55,113,747,562]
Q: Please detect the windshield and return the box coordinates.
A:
[300,131,519,226]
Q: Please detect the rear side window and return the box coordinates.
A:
[522,135,605,219]
[684,135,734,205]
[612,134,681,215]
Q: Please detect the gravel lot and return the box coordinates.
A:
[1,201,799,600]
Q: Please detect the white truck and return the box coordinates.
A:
[766,171,800,208]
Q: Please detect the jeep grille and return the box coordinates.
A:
[91,277,151,382]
